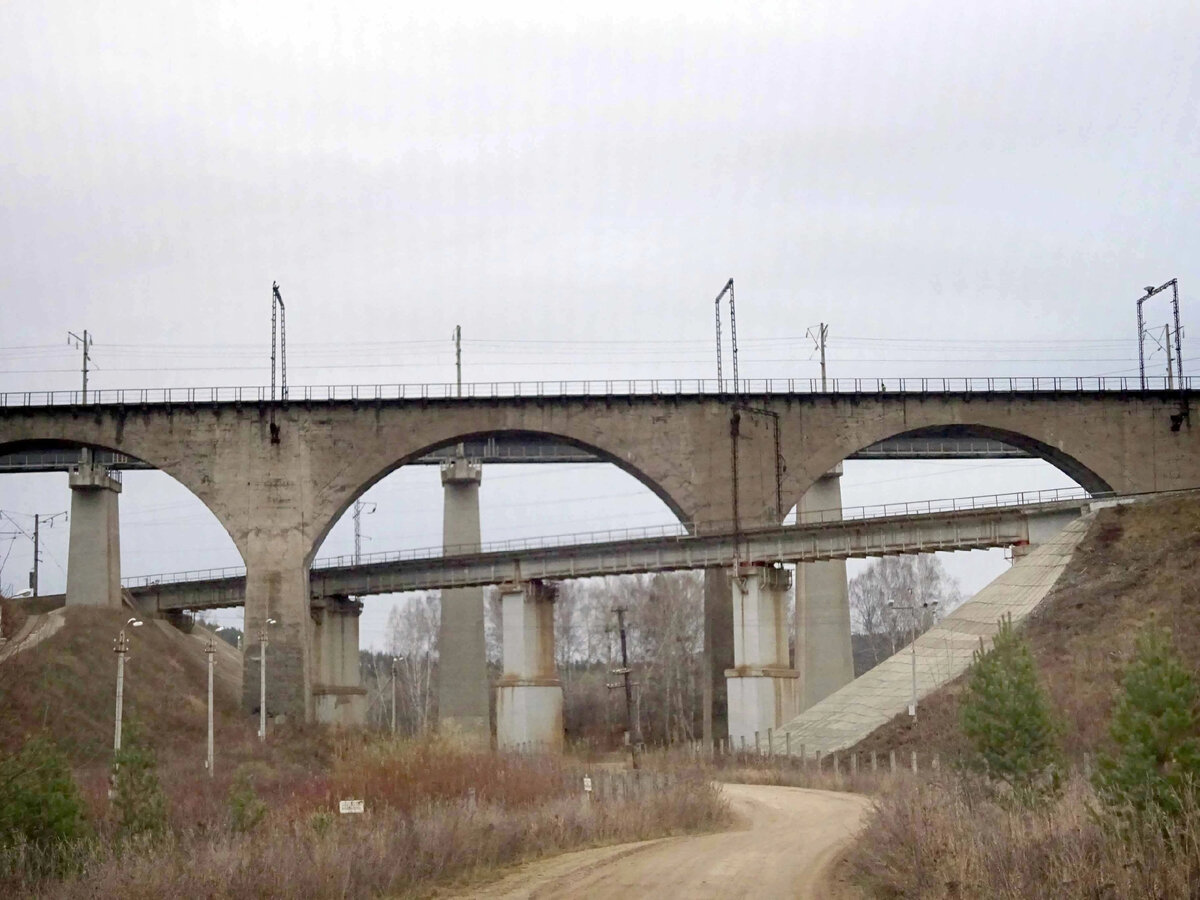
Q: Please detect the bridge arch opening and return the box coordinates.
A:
[308,429,685,654]
[0,439,246,632]
[782,429,1094,686]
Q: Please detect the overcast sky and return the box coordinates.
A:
[2,2,1196,646]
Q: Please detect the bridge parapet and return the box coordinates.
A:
[1,375,1195,408]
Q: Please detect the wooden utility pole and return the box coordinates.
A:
[611,607,642,769]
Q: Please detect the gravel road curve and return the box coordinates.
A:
[449,783,870,899]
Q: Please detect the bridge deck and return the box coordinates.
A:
[125,494,1092,611]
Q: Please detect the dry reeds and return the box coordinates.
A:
[848,772,1200,898]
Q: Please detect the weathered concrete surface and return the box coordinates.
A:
[4,390,1195,721]
[794,468,853,711]
[703,565,734,746]
[726,565,799,745]
[771,515,1092,755]
[311,596,367,726]
[496,581,563,751]
[65,462,122,608]
[438,457,489,744]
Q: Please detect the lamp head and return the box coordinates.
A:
[1145,286,1156,294]
[126,617,143,627]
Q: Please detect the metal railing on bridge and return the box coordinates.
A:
[120,486,1094,590]
[3,376,1195,408]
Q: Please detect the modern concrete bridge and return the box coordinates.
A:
[1,376,1196,738]
[120,489,1087,609]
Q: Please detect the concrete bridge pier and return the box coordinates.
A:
[794,467,854,710]
[495,580,563,752]
[438,456,490,745]
[726,564,800,747]
[65,456,122,607]
[703,566,734,747]
[243,546,312,725]
[311,596,367,726]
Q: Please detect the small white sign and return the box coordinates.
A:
[582,776,593,793]
[339,799,365,814]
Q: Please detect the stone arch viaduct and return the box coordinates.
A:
[2,387,1196,724]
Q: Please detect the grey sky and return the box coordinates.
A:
[1,2,1195,645]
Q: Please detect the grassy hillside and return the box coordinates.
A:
[852,494,1200,759]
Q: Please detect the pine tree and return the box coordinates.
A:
[111,719,168,841]
[960,614,1061,802]
[1094,626,1200,821]
[0,735,88,847]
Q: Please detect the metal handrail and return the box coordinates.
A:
[120,485,1095,589]
[3,375,1196,408]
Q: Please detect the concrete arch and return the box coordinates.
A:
[781,417,1117,518]
[307,428,691,564]
[0,436,247,576]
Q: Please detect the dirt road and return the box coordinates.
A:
[455,783,870,899]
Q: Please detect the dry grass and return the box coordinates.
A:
[848,772,1200,899]
[852,495,1200,763]
[3,736,729,898]
[1,610,730,897]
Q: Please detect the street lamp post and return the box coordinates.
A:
[888,600,938,721]
[205,636,216,777]
[258,618,277,742]
[113,617,143,754]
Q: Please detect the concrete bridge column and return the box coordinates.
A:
[703,566,734,747]
[438,456,489,744]
[311,596,367,726]
[794,467,854,710]
[726,564,799,746]
[65,457,122,608]
[495,580,563,752]
[243,544,312,725]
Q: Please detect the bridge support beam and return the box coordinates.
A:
[726,565,799,747]
[495,581,563,752]
[794,467,854,710]
[438,457,489,745]
[703,566,734,747]
[311,596,367,727]
[65,458,122,608]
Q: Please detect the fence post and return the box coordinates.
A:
[911,750,918,773]
[851,753,858,776]
[767,728,773,758]
[933,753,940,773]
[816,750,823,771]
[889,750,896,774]
[786,732,792,758]
[871,751,877,773]
[833,754,840,777]
[800,744,806,768]
[755,731,761,755]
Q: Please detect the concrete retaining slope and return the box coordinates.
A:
[770,515,1094,756]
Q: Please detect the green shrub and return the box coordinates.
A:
[960,614,1061,802]
[1094,626,1200,822]
[112,719,168,841]
[228,767,267,833]
[0,735,88,848]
